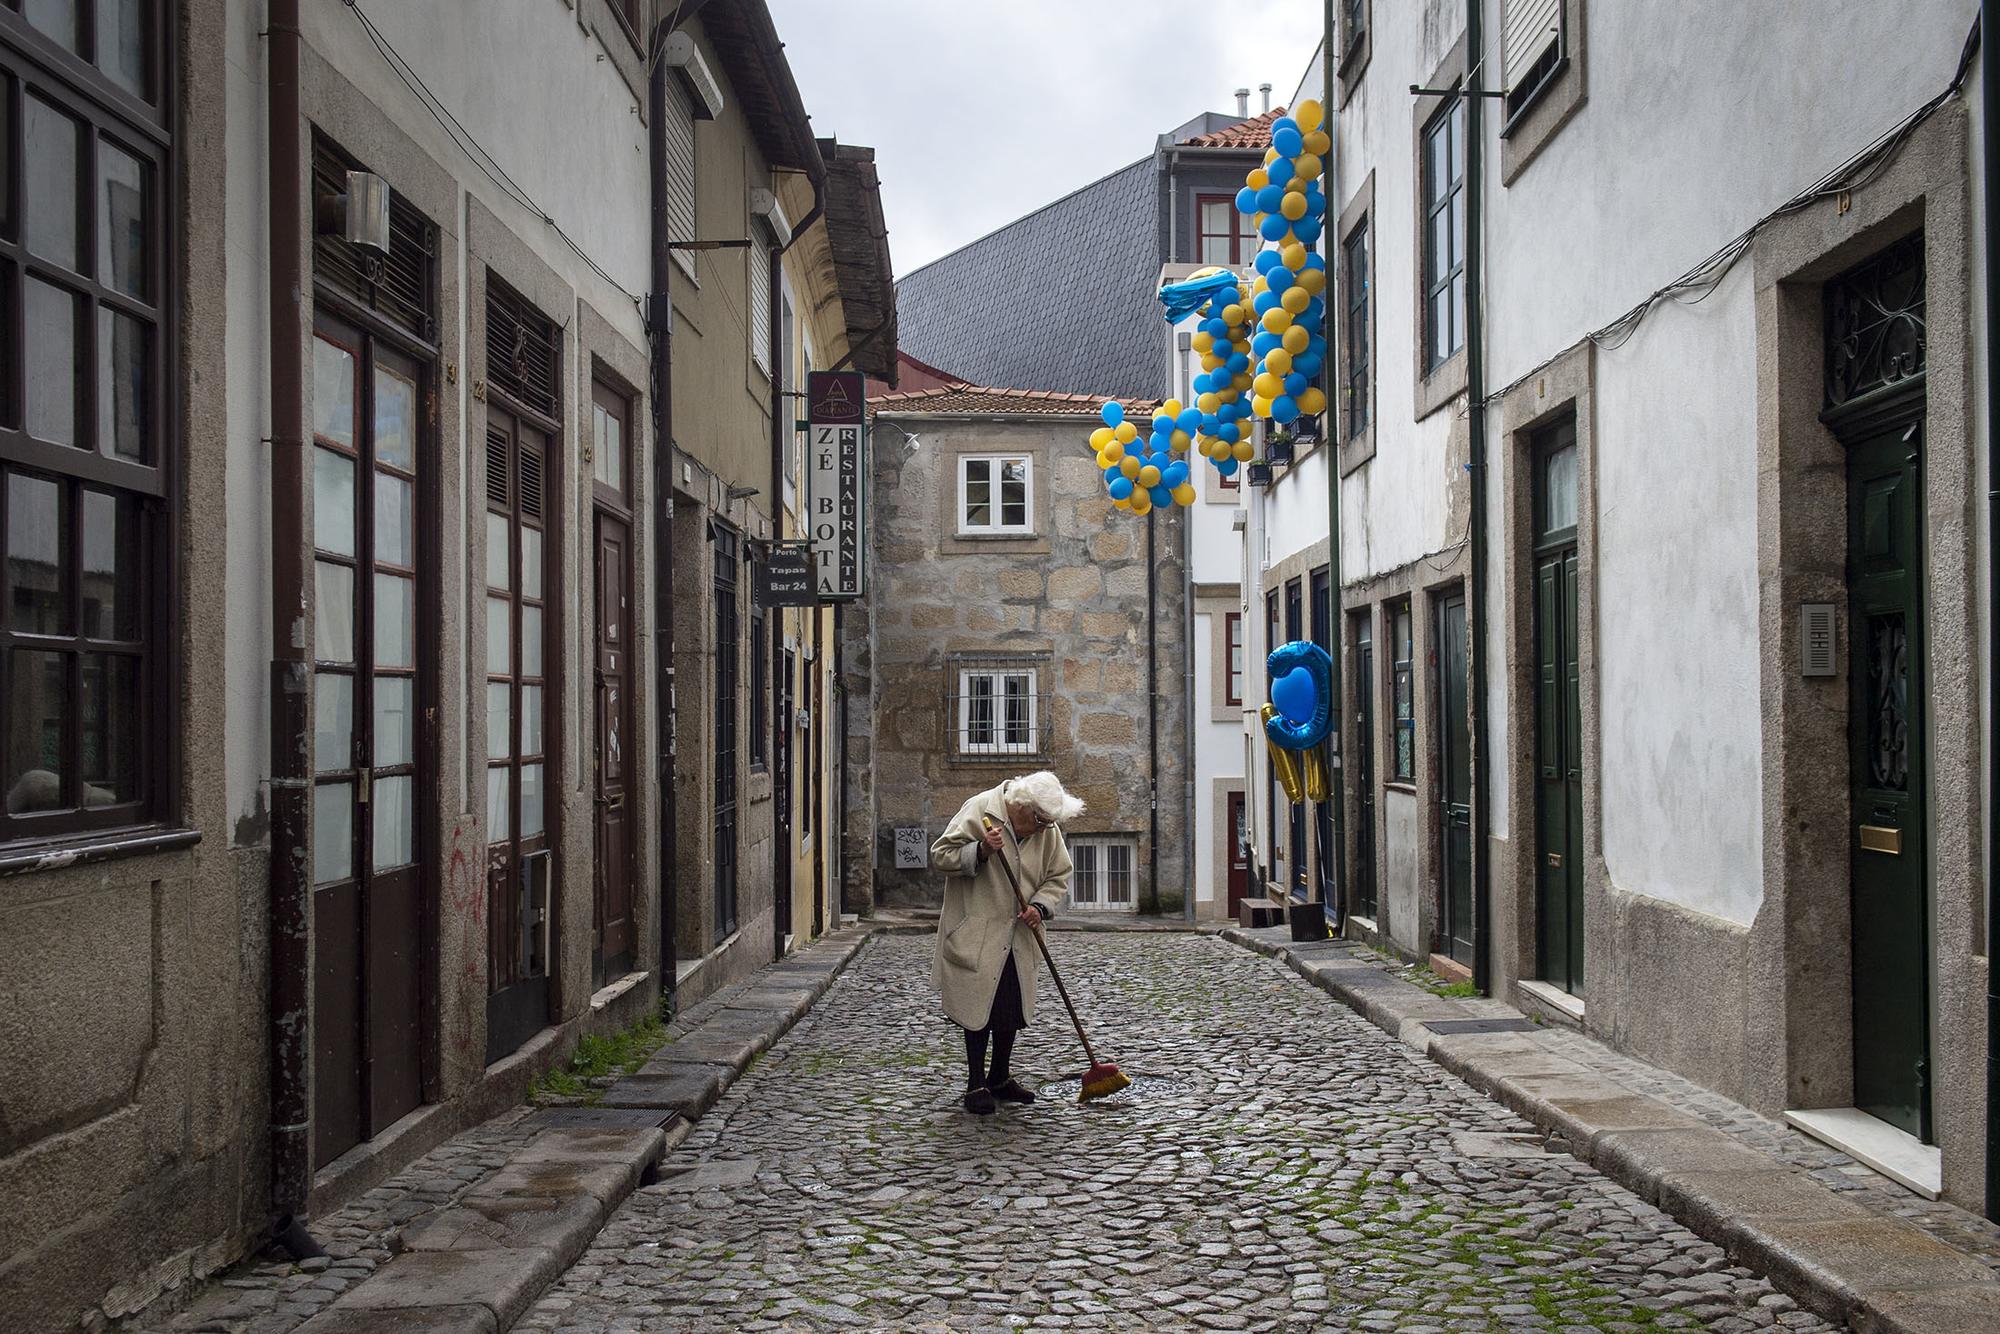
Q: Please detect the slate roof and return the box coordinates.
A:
[893,156,1165,402]
[1179,106,1283,149]
[870,384,1158,417]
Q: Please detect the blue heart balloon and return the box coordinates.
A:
[1272,666,1317,725]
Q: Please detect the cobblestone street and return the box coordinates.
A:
[519,932,1834,1332]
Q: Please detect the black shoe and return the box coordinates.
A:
[987,1077,1035,1104]
[962,1086,998,1115]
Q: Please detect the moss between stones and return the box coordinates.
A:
[528,1013,670,1106]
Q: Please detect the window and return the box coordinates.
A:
[958,455,1032,535]
[749,223,772,374]
[1339,0,1373,102]
[1,2,171,841]
[662,76,697,276]
[957,668,1035,756]
[1225,612,1244,706]
[1266,589,1280,867]
[800,645,814,839]
[591,383,626,500]
[1502,0,1565,126]
[608,0,643,45]
[1390,598,1414,782]
[712,523,739,942]
[1196,193,1259,267]
[781,295,797,494]
[1343,217,1371,438]
[1421,97,1467,371]
[1069,837,1136,910]
[1285,578,1304,646]
[748,558,766,770]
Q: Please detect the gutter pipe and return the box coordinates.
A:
[649,17,682,1016]
[1322,0,1348,934]
[1978,0,1999,1225]
[1466,0,1494,995]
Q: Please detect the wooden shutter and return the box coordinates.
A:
[1503,0,1562,79]
[663,79,697,246]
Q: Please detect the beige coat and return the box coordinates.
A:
[929,781,1072,1030]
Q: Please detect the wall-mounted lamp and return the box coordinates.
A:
[315,170,391,253]
[725,484,759,501]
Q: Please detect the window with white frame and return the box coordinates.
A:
[1069,837,1137,910]
[958,455,1032,535]
[956,667,1036,756]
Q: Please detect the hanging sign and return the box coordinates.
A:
[807,370,866,600]
[754,541,817,607]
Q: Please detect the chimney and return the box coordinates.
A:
[1234,87,1250,118]
[1259,83,1273,112]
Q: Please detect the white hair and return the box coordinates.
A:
[1006,771,1085,824]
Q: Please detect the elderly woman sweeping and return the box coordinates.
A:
[928,771,1083,1114]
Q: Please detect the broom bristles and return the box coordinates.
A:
[1078,1063,1132,1102]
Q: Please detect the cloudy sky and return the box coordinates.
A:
[766,1,1324,279]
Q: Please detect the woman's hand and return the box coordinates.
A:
[1016,904,1045,927]
[980,825,1006,859]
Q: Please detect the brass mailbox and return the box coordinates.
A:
[1858,825,1902,855]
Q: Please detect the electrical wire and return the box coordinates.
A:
[1481,16,1982,410]
[341,0,646,311]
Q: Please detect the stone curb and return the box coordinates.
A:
[293,924,885,1333]
[1218,928,2000,1334]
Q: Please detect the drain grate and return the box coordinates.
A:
[1423,1017,1539,1035]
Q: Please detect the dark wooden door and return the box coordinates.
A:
[1436,592,1473,965]
[593,512,634,984]
[1846,412,1930,1139]
[1534,425,1584,995]
[1226,791,1249,914]
[309,319,427,1166]
[1353,616,1377,921]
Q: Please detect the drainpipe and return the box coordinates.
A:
[1465,0,1494,995]
[264,0,319,1258]
[1321,0,1348,934]
[770,170,824,960]
[649,19,682,1017]
[1979,0,2000,1226]
[1148,509,1161,915]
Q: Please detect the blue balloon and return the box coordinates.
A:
[1260,213,1291,241]
[1304,250,1327,271]
[1303,296,1326,326]
[1273,126,1305,158]
[1152,413,1174,435]
[1283,372,1307,397]
[1304,193,1326,219]
[1293,351,1323,380]
[1219,421,1241,443]
[1109,477,1134,501]
[1294,217,1323,244]
[1216,456,1239,477]
[1271,666,1317,725]
[1234,186,1259,214]
[1252,290,1278,316]
[1200,417,1220,437]
[1191,372,1212,396]
[1149,450,1169,468]
[1266,157,1294,187]
[1227,351,1251,374]
[1254,249,1282,275]
[1176,407,1201,432]
[1256,183,1285,214]
[1104,465,1123,484]
[1203,317,1227,339]
[1266,265,1294,294]
[1271,395,1300,425]
[1164,461,1190,488]
[1271,115,1301,138]
[1101,401,1123,427]
[1150,485,1173,507]
[1307,333,1328,355]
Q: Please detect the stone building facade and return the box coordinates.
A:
[844,387,1189,915]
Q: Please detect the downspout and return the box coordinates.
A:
[1148,509,1161,915]
[1979,0,2000,1226]
[264,0,320,1258]
[1322,0,1348,934]
[1465,0,1494,994]
[649,19,681,1017]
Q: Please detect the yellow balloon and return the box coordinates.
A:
[1219,387,1241,403]
[1262,307,1293,334]
[1283,324,1311,355]
[1170,429,1191,448]
[1282,242,1308,271]
[1138,464,1162,488]
[1251,394,1273,418]
[1161,398,1184,417]
[1201,354,1223,372]
[1295,153,1323,181]
[1115,496,1132,510]
[1114,421,1138,444]
[1232,372,1254,391]
[1103,440,1125,463]
[1232,439,1256,462]
[1131,493,1153,516]
[1090,426,1113,449]
[1294,99,1324,132]
[1263,147,1279,164]
[1246,168,1269,190]
[1172,483,1197,506]
[1282,286,1310,315]
[1192,330,1215,354]
[1252,275,1270,295]
[1120,455,1142,479]
[1265,347,1293,378]
[1297,387,1328,416]
[1196,392,1219,414]
[1285,175,1307,194]
[1222,304,1244,326]
[1298,267,1327,297]
[1280,192,1307,221]
[1304,129,1331,157]
[1254,371,1284,399]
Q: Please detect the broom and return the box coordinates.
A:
[980,815,1133,1102]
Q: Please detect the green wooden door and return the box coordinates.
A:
[1438,593,1473,964]
[1534,425,1583,995]
[1354,617,1378,920]
[1846,417,1930,1140]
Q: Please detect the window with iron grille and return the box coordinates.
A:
[1068,836,1136,911]
[958,455,1032,535]
[486,276,558,418]
[0,1,174,841]
[711,522,739,942]
[313,136,437,344]
[947,653,1049,760]
[1343,216,1371,438]
[1421,98,1466,372]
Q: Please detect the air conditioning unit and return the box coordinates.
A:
[660,31,724,118]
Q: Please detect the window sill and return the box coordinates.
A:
[954,529,1039,541]
[0,825,202,878]
[1415,348,1467,421]
[1382,781,1417,795]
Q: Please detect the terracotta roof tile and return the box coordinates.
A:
[1180,106,1283,149]
[869,384,1160,418]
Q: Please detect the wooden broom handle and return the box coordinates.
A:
[981,815,1101,1068]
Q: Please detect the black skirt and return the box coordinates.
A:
[969,952,1027,1035]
